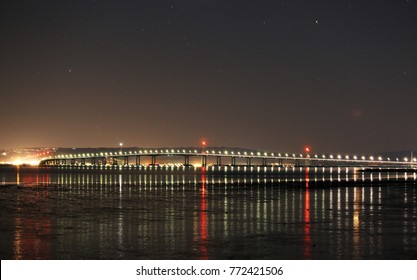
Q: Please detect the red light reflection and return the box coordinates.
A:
[199,169,208,259]
[304,167,311,259]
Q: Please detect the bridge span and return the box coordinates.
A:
[39,148,416,169]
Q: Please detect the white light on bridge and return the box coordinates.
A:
[337,155,341,159]
[370,156,374,160]
[361,156,365,160]
[404,158,409,162]
[378,157,382,161]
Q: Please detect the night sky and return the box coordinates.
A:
[1,0,416,154]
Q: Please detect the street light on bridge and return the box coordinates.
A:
[201,140,207,153]
[304,146,310,157]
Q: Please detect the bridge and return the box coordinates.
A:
[39,148,416,169]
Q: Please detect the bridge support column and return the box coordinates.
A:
[71,159,75,165]
[135,156,140,165]
[81,158,86,165]
[216,156,221,166]
[124,156,128,165]
[246,157,251,166]
[202,155,207,167]
[184,156,190,166]
[262,158,267,166]
[231,157,236,166]
[151,155,157,165]
[91,158,96,165]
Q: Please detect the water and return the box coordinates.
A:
[1,166,416,259]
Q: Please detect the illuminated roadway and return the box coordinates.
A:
[39,148,417,168]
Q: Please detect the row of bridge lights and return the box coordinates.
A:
[51,150,417,163]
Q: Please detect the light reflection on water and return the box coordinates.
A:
[0,166,416,259]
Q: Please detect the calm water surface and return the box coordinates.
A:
[1,166,416,259]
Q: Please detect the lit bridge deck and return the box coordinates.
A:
[39,148,416,168]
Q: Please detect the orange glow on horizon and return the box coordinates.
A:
[12,159,41,166]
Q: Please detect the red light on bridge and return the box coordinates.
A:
[202,141,207,147]
[305,147,310,153]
